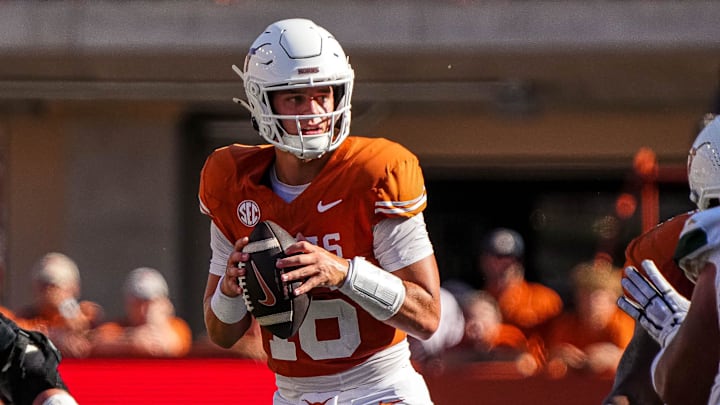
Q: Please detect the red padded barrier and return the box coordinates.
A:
[59,359,613,404]
[59,358,276,404]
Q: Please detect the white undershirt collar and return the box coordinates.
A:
[270,165,310,203]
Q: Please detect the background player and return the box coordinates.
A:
[200,19,441,404]
[604,114,719,404]
[619,208,719,405]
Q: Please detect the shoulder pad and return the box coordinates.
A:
[675,207,720,282]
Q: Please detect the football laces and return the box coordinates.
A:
[236,261,254,312]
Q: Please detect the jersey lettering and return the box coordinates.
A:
[269,233,352,361]
[269,299,361,361]
[322,233,343,257]
[301,233,343,258]
[269,335,297,361]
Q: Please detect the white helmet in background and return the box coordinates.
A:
[233,18,354,160]
[688,114,720,209]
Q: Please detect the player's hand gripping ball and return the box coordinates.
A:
[240,220,311,339]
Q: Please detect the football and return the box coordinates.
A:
[239,220,311,339]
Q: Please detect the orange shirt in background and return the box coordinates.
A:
[91,317,192,358]
[544,310,634,351]
[496,280,563,337]
[18,301,103,334]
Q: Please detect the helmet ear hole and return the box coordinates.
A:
[247,82,261,97]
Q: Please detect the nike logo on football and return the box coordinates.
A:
[251,261,277,307]
[317,199,342,213]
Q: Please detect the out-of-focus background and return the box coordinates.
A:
[0,0,718,403]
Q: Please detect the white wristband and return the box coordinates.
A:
[339,257,406,321]
[210,276,248,324]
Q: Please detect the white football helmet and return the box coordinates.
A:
[688,114,720,209]
[232,19,354,160]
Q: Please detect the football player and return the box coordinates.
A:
[0,312,78,405]
[200,19,440,404]
[604,114,720,404]
[619,208,720,405]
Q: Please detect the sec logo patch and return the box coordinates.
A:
[237,200,260,227]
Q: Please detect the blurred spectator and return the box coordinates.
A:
[90,267,192,357]
[543,257,634,379]
[442,290,541,376]
[409,287,465,374]
[17,252,103,358]
[477,228,563,337]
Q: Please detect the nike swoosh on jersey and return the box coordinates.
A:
[251,261,277,306]
[317,199,343,213]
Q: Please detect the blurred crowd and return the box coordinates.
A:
[0,252,265,361]
[0,231,631,379]
[409,227,633,380]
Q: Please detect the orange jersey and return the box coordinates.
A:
[199,136,428,377]
[496,280,563,335]
[445,323,532,364]
[91,317,193,357]
[624,212,695,299]
[544,309,634,351]
[18,300,103,333]
[491,323,529,352]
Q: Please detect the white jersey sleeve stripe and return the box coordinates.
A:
[199,196,211,216]
[677,206,720,282]
[374,187,426,208]
[374,191,427,215]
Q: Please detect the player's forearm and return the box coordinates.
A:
[203,269,253,348]
[203,300,251,348]
[338,256,440,340]
[385,281,440,340]
[653,329,716,403]
[653,267,717,405]
[653,342,711,405]
[389,256,441,339]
